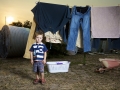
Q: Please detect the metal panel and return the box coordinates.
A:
[0,25,29,58]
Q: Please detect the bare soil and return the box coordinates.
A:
[0,53,120,90]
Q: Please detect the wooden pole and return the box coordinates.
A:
[83,52,86,65]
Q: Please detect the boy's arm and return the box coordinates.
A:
[30,52,34,64]
[43,52,47,64]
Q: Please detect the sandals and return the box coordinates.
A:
[33,79,46,85]
[41,79,46,85]
[33,79,40,84]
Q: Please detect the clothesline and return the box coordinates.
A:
[35,1,120,7]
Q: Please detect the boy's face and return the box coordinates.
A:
[36,35,43,43]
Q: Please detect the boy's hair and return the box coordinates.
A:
[33,30,44,39]
[35,30,44,37]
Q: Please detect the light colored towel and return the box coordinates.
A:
[23,19,36,59]
[91,6,120,38]
[119,6,120,37]
[45,31,62,43]
[76,28,83,48]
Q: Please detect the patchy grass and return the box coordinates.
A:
[0,53,120,90]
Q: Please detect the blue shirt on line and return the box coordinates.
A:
[29,43,48,61]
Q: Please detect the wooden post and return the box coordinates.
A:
[83,53,86,65]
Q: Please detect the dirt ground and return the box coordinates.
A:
[0,53,120,90]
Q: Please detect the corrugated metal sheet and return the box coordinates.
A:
[0,25,29,58]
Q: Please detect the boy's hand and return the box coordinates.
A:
[42,60,46,64]
[31,60,33,65]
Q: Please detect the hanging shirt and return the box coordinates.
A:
[31,2,71,34]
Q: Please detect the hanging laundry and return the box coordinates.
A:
[110,38,120,50]
[91,6,120,38]
[67,6,91,52]
[119,6,120,37]
[31,2,71,33]
[76,28,83,48]
[45,31,62,43]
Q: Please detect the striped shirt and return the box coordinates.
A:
[29,43,48,61]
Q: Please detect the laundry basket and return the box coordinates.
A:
[46,61,70,73]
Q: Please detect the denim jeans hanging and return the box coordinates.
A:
[67,6,91,52]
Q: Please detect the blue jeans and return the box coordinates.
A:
[67,6,91,52]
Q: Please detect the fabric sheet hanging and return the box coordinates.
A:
[91,6,120,38]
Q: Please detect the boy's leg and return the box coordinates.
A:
[41,72,46,84]
[36,69,40,79]
[33,73,40,84]
[38,61,46,84]
[33,62,40,84]
[41,73,44,79]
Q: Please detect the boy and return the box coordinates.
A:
[29,30,48,85]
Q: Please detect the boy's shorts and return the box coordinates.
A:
[33,61,44,73]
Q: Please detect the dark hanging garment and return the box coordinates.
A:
[31,2,71,34]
